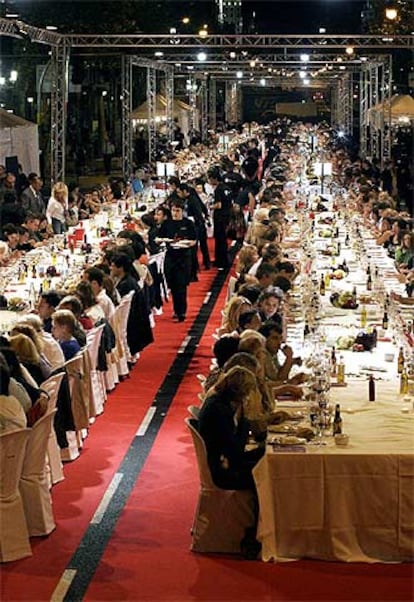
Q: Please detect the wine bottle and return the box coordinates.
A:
[397,347,404,375]
[320,274,326,296]
[400,367,409,395]
[337,356,345,384]
[361,305,367,329]
[333,404,343,435]
[352,286,357,304]
[331,346,337,376]
[382,310,389,330]
[368,375,375,401]
[366,273,372,291]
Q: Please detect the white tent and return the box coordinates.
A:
[130,94,196,139]
[368,95,414,127]
[0,109,40,174]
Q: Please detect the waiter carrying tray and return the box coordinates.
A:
[156,199,196,323]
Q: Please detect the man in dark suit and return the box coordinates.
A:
[20,173,45,216]
[177,182,211,274]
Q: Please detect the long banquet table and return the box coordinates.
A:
[253,197,414,563]
[253,379,414,562]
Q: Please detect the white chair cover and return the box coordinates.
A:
[0,428,32,562]
[41,372,65,486]
[111,291,134,377]
[19,410,57,537]
[86,324,106,416]
[185,418,256,554]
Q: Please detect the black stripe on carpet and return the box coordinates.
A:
[61,256,236,601]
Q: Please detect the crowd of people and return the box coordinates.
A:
[0,120,413,558]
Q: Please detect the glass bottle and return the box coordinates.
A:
[400,367,409,395]
[337,355,345,384]
[361,305,367,329]
[368,375,375,401]
[333,404,342,435]
[320,274,326,296]
[331,346,337,376]
[352,286,357,304]
[382,310,389,330]
[397,347,405,375]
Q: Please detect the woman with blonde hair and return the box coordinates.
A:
[10,323,52,380]
[17,314,65,372]
[8,333,44,385]
[47,181,68,234]
[199,366,265,491]
[218,295,252,336]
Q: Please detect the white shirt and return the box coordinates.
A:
[248,257,263,277]
[41,332,65,371]
[46,197,66,224]
[96,289,115,321]
[86,303,106,324]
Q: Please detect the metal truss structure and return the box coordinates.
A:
[112,55,175,177]
[225,82,242,124]
[199,80,209,142]
[1,18,411,179]
[61,33,412,50]
[208,77,217,131]
[331,73,355,136]
[359,57,393,163]
[50,42,69,183]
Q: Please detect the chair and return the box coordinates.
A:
[0,428,32,562]
[62,353,90,459]
[19,410,57,537]
[86,324,106,416]
[111,291,134,378]
[184,418,256,555]
[187,405,201,420]
[41,372,65,486]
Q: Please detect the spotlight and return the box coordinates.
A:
[236,71,243,79]
[300,54,310,62]
[385,7,398,20]
[345,47,354,55]
[260,78,266,86]
[337,131,345,138]
[197,52,207,62]
[199,29,208,38]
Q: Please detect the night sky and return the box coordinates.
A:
[243,1,366,34]
[11,0,367,34]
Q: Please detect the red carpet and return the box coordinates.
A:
[1,251,413,601]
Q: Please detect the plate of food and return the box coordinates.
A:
[268,435,307,446]
[330,291,358,310]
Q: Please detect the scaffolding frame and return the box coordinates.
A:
[50,41,69,183]
[225,81,242,125]
[208,77,217,131]
[1,18,408,178]
[118,56,175,177]
[332,72,354,136]
[199,79,209,142]
[359,56,392,164]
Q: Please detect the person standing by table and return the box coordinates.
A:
[156,199,196,322]
[20,173,44,216]
[177,182,211,274]
[207,167,233,269]
[46,181,68,234]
